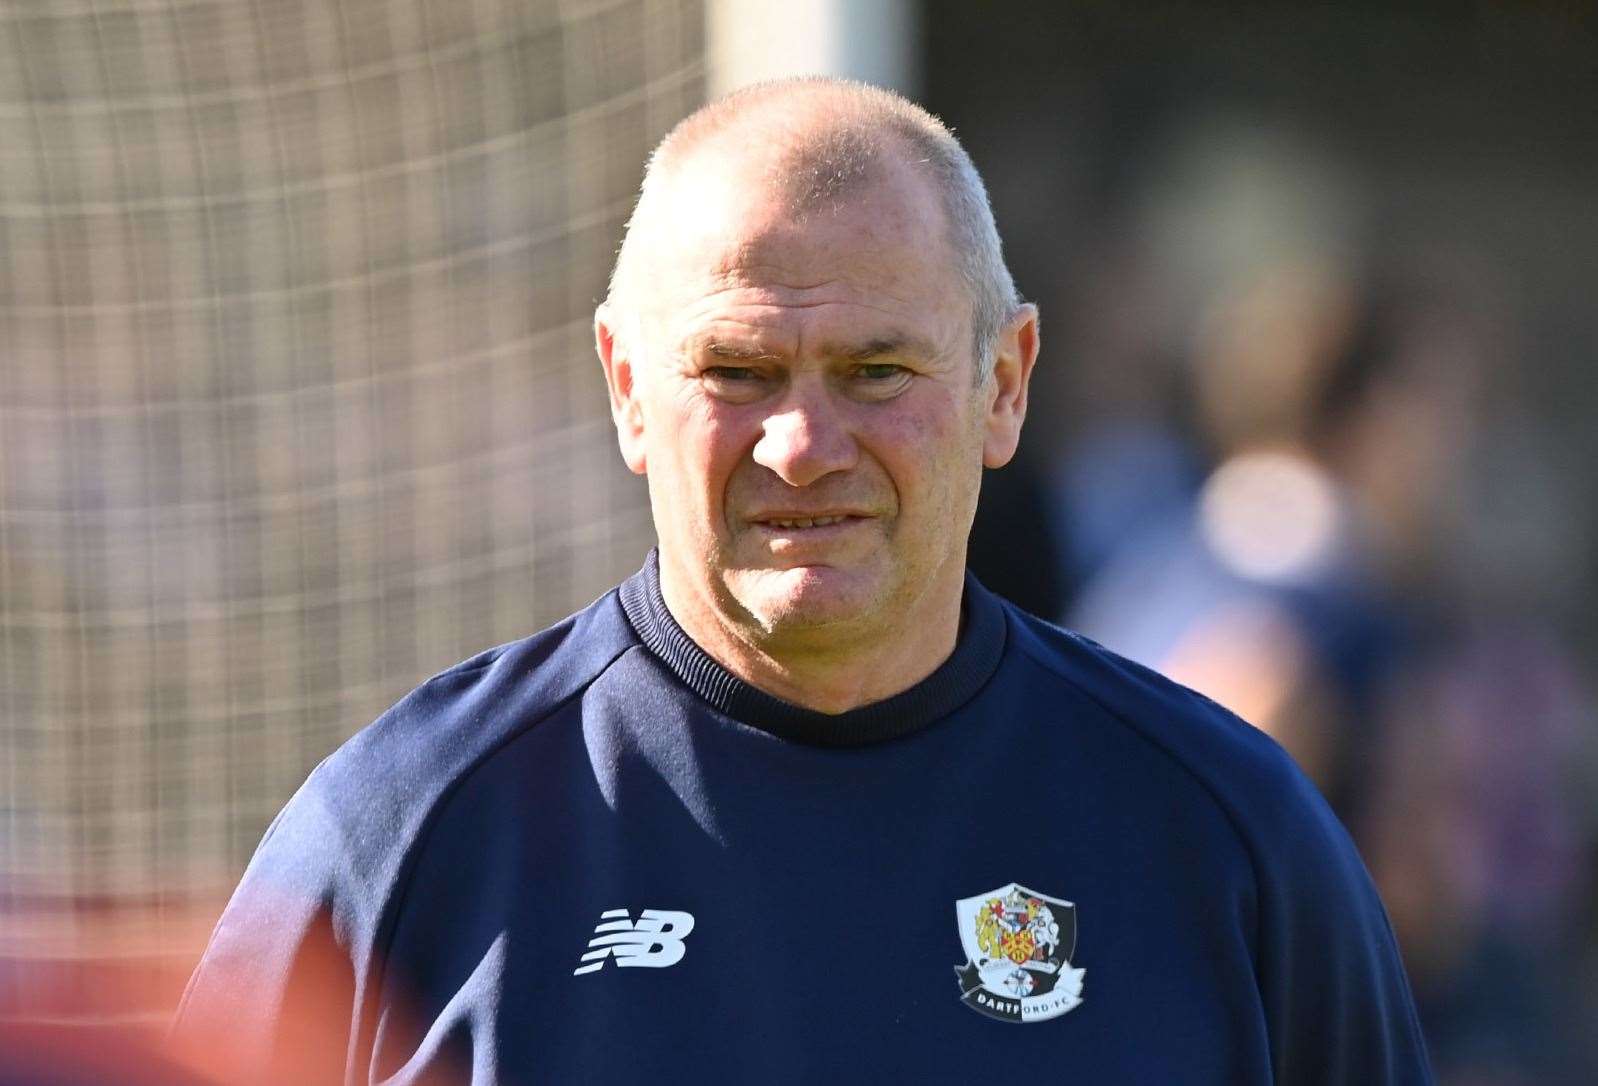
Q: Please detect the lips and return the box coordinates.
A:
[747,511,870,532]
[760,514,849,529]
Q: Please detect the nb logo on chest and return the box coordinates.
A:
[572,908,696,975]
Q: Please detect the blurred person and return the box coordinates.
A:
[1068,264,1475,814]
[171,80,1429,1083]
[1357,369,1598,1083]
[1067,258,1598,1081]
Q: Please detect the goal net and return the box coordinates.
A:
[0,0,702,1025]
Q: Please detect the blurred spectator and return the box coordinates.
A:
[1067,261,1433,813]
[1057,253,1597,1081]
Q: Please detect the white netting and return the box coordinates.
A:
[0,0,701,1011]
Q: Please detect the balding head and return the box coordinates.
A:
[606,78,1020,381]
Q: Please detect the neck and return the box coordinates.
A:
[657,556,966,715]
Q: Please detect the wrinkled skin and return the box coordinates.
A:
[597,144,1038,712]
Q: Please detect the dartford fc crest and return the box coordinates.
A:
[953,883,1084,1023]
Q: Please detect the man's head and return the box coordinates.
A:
[609,79,1021,381]
[595,79,1038,702]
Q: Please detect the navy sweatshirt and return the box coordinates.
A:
[173,554,1431,1084]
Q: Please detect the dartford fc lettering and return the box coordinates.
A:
[1021,991,1081,1020]
[976,992,1021,1016]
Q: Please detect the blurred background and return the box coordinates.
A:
[0,1,1593,1082]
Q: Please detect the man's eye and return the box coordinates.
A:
[704,366,762,381]
[856,363,905,380]
[849,363,912,398]
[700,365,772,401]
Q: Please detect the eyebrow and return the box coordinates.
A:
[841,337,917,361]
[703,342,781,362]
[693,334,935,363]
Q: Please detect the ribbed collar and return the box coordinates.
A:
[618,550,1007,747]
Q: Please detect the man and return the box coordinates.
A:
[173,79,1431,1084]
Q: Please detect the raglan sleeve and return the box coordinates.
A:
[1252,762,1434,1085]
[168,767,375,1086]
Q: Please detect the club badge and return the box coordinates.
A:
[953,882,1084,1023]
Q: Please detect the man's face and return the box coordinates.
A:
[600,151,1030,655]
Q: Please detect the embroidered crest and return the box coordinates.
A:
[953,882,1084,1023]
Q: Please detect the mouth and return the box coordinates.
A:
[747,512,871,534]
[756,514,852,530]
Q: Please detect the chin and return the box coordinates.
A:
[731,566,888,637]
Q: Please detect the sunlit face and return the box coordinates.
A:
[602,151,1011,657]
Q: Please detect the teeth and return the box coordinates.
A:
[768,515,846,529]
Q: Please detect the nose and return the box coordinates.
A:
[751,387,858,487]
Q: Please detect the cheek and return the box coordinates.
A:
[867,398,984,498]
[652,407,756,518]
[645,388,726,469]
[689,412,755,483]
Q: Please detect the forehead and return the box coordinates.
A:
[637,150,967,351]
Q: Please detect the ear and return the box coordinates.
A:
[982,303,1040,469]
[595,304,648,475]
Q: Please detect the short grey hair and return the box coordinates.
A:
[606,78,1020,382]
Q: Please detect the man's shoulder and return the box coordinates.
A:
[987,609,1425,1079]
[256,584,640,904]
[998,601,1346,861]
[310,585,639,811]
[171,585,646,1059]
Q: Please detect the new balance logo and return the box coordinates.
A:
[572,908,695,975]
